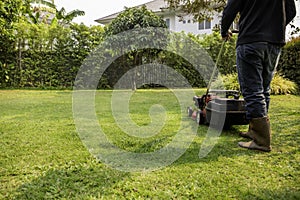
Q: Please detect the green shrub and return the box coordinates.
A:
[211,73,298,95]
[278,36,300,89]
[211,74,240,91]
[271,73,298,95]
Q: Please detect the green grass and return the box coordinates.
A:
[0,90,299,199]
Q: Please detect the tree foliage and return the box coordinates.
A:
[0,0,31,85]
[0,0,103,89]
[55,7,85,25]
[103,6,168,90]
[105,6,167,35]
[197,30,237,75]
[166,0,226,21]
[29,0,85,25]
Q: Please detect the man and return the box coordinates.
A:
[221,0,296,152]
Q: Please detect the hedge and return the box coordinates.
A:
[278,37,300,89]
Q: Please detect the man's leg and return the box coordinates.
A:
[263,44,281,112]
[236,43,279,152]
[236,43,267,119]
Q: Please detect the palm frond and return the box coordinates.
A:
[63,10,85,22]
[30,0,56,9]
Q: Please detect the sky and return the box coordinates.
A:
[55,0,151,26]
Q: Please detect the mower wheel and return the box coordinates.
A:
[187,107,193,117]
[196,110,205,125]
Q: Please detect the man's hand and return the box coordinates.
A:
[222,30,233,41]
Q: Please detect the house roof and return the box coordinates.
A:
[95,0,170,25]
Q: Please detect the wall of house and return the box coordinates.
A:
[163,13,220,35]
[286,0,300,39]
[162,13,176,31]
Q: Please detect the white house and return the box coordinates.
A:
[95,0,299,39]
[95,0,221,36]
[286,0,300,39]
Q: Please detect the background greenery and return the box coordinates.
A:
[0,90,299,199]
[278,37,300,88]
[1,1,299,90]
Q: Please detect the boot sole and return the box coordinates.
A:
[238,142,271,152]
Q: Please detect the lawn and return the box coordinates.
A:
[0,90,299,199]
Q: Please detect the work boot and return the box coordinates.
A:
[239,121,253,139]
[238,117,271,152]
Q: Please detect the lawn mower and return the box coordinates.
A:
[187,39,249,129]
[187,89,248,129]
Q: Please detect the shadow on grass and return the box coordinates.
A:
[15,162,130,199]
[171,125,250,164]
[176,112,300,165]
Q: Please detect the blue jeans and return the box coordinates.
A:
[236,42,281,119]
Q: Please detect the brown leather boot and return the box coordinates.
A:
[238,117,271,152]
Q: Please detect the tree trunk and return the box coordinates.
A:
[17,38,22,86]
[132,52,142,91]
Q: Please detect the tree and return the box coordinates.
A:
[0,0,102,88]
[29,0,85,25]
[0,0,31,86]
[29,0,56,24]
[55,7,85,25]
[197,30,237,75]
[103,6,167,90]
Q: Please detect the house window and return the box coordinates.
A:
[165,18,170,28]
[205,20,211,29]
[199,19,212,30]
[183,20,186,24]
[198,21,205,30]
